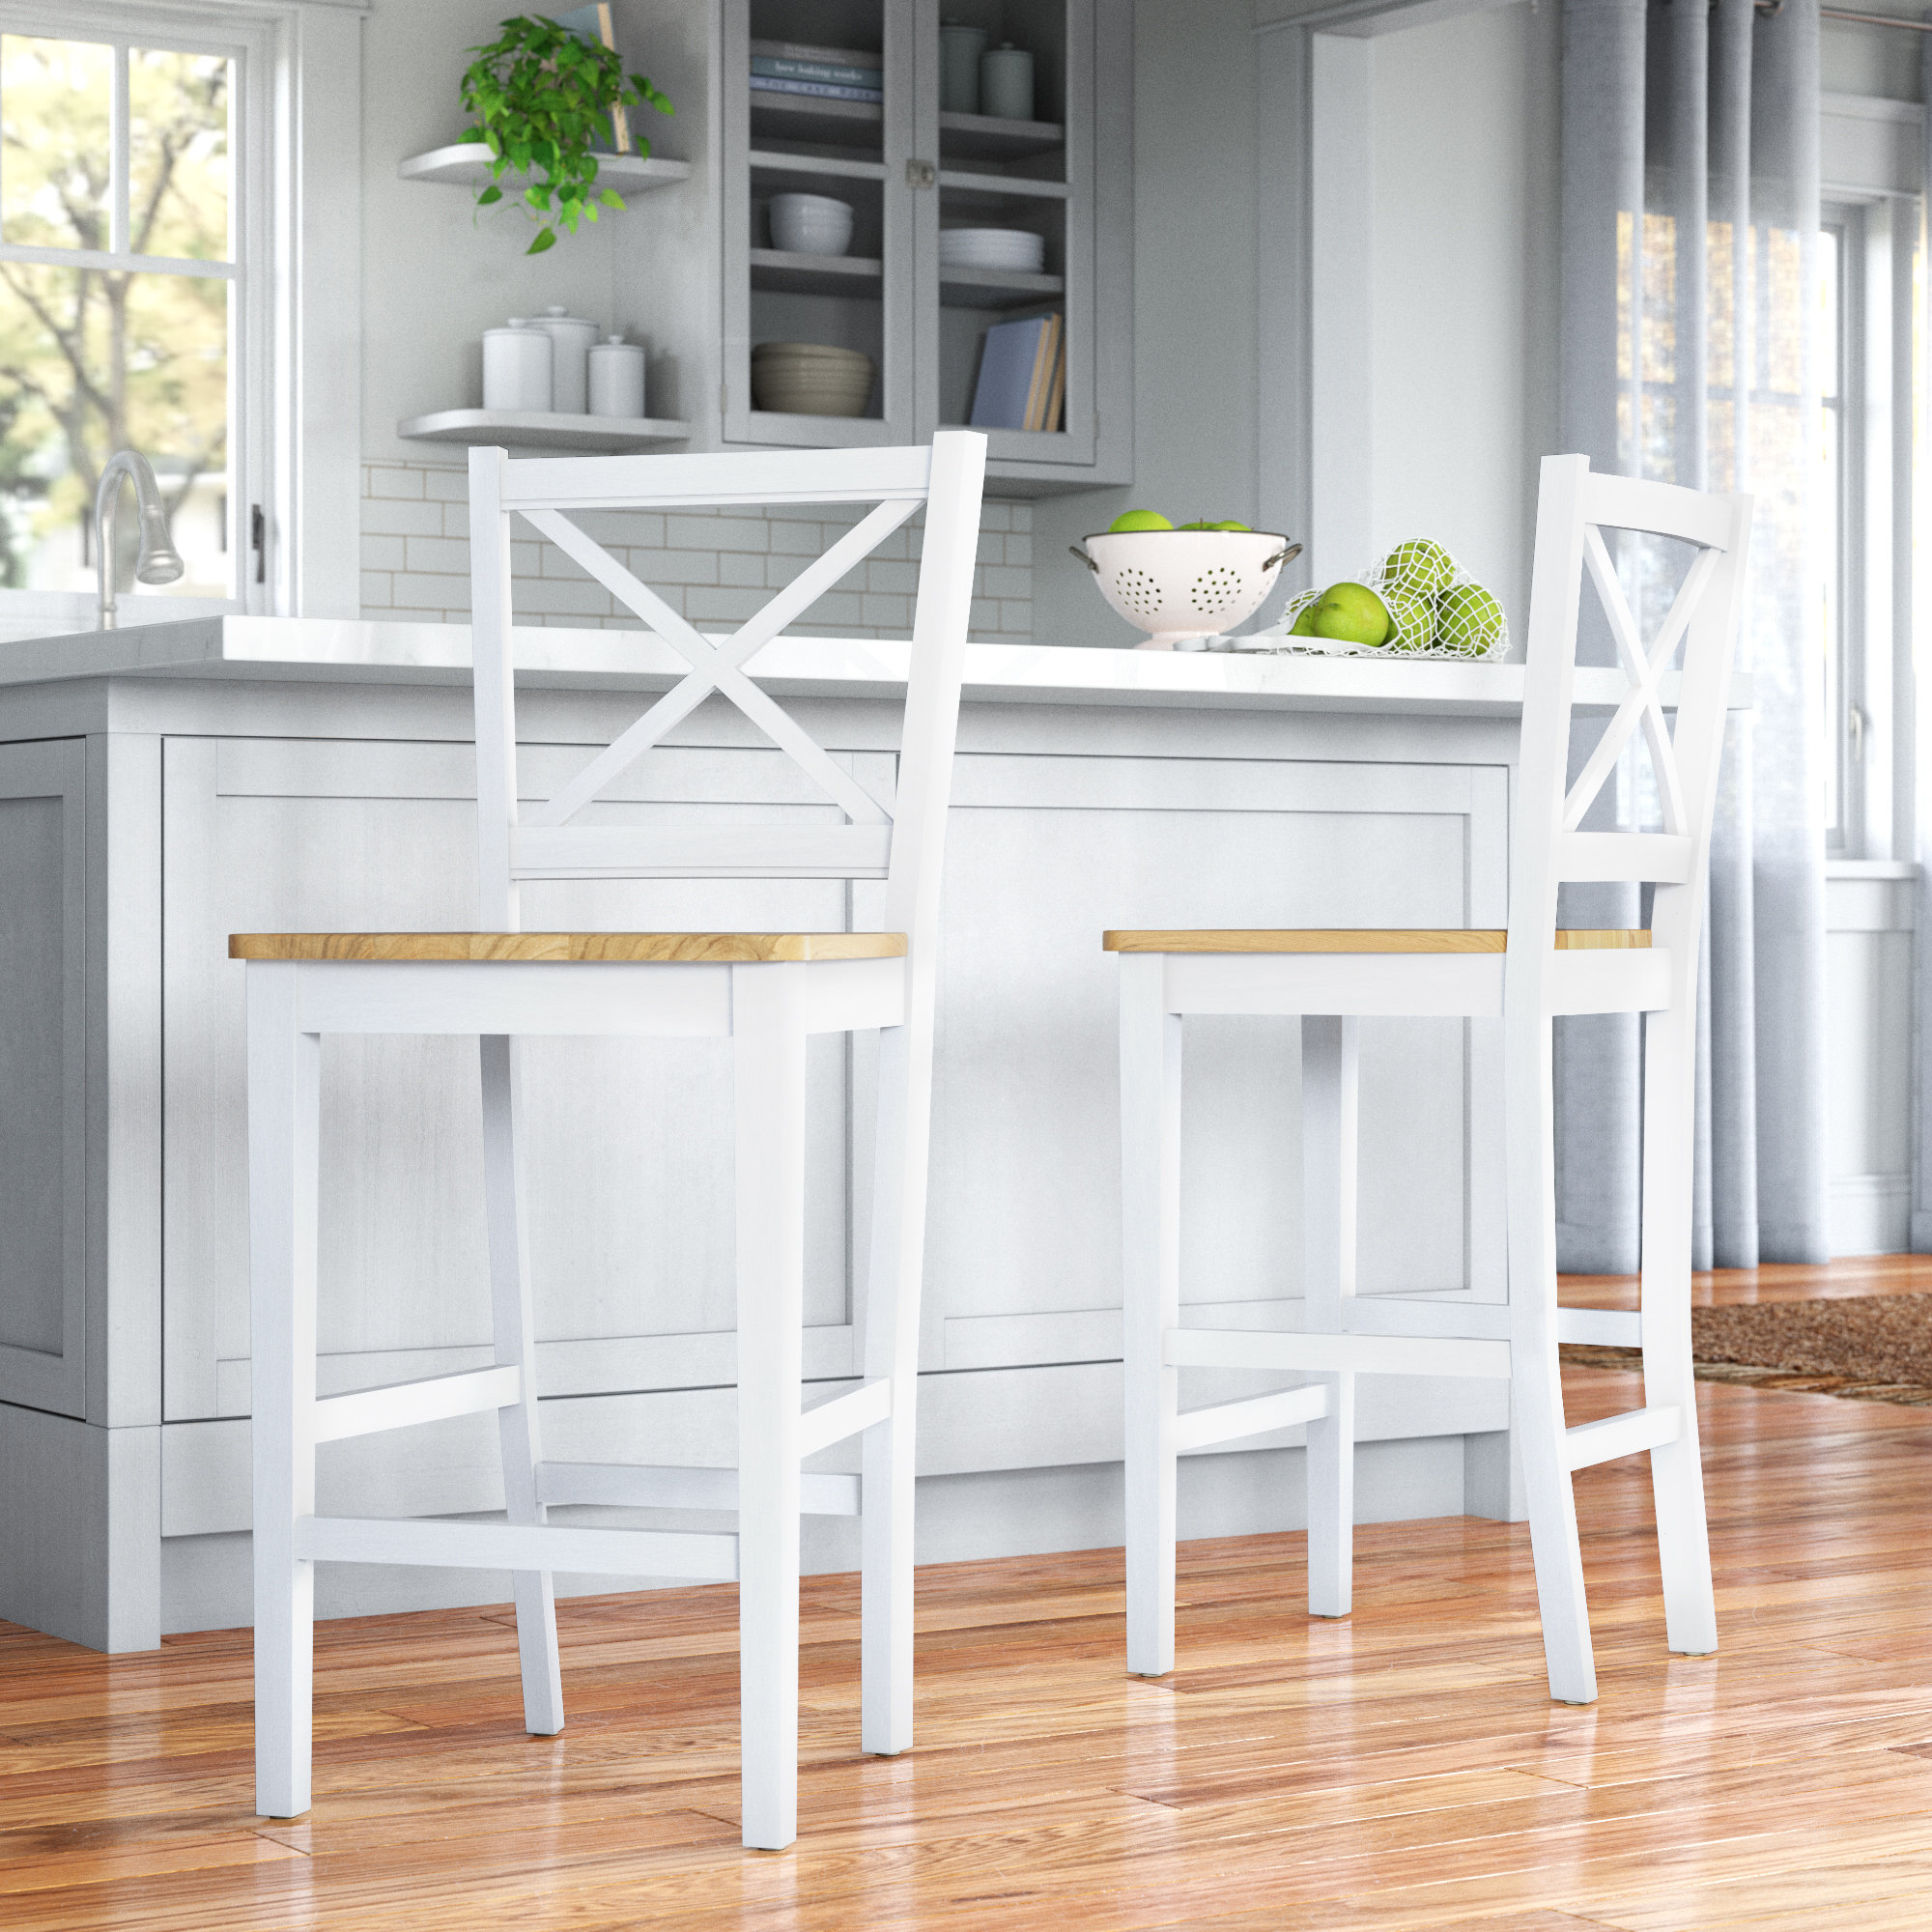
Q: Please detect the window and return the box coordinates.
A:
[0,31,240,602]
[0,1,364,634]
[1821,193,1915,862]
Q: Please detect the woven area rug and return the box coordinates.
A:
[1561,1292,1932,1408]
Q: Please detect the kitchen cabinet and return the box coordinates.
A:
[609,0,1132,492]
[0,618,1544,1650]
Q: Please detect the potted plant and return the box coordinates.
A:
[458,14,672,255]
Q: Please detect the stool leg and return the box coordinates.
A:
[249,963,319,1819]
[734,970,807,1852]
[1640,1007,1717,1657]
[862,1023,920,1758]
[480,1035,563,1735]
[1122,954,1181,1678]
[1507,1009,1597,1705]
[1301,1017,1358,1619]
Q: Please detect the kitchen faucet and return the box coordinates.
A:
[96,449,185,629]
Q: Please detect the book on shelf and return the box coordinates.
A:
[968,313,1064,432]
[751,50,883,89]
[555,3,631,152]
[750,74,884,104]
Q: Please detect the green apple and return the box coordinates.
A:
[1381,538,1456,599]
[1435,582,1506,654]
[1311,581,1391,646]
[1383,589,1434,651]
[1177,519,1214,529]
[1289,601,1320,637]
[1210,520,1252,531]
[1177,518,1253,530]
[1109,509,1173,532]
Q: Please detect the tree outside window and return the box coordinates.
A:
[0,33,233,598]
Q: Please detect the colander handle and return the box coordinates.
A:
[1262,542,1303,572]
[1068,545,1097,573]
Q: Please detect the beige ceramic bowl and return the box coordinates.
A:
[752,342,876,417]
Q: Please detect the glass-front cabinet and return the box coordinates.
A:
[707,0,1128,490]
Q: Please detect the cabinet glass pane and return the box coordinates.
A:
[745,1,891,427]
[935,2,1065,171]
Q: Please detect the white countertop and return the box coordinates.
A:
[0,615,1745,718]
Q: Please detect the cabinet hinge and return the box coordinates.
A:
[906,157,936,188]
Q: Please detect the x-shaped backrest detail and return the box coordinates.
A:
[520,497,923,832]
[1560,526,1722,837]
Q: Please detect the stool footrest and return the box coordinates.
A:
[798,1378,891,1457]
[1166,1328,1512,1379]
[294,1514,740,1579]
[312,1365,523,1444]
[1175,1382,1330,1453]
[1564,1405,1680,1471]
[1555,1308,1643,1349]
[537,1463,862,1516]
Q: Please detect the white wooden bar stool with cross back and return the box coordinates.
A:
[1111,455,1752,1704]
[239,432,986,1850]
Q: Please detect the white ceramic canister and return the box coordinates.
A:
[482,320,553,412]
[588,335,646,418]
[980,43,1035,122]
[534,305,599,413]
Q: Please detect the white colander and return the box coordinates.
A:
[1070,529,1301,648]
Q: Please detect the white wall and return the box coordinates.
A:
[1032,0,1264,649]
[359,1,650,462]
[1368,1,1556,646]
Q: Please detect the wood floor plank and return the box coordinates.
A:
[11,1261,1932,1925]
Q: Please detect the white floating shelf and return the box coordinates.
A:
[399,409,692,454]
[398,143,692,192]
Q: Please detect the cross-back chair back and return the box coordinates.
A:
[466,437,985,951]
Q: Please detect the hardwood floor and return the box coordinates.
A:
[10,1264,1932,1927]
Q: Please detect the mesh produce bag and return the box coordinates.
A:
[1262,540,1509,660]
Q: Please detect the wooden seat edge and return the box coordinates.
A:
[1099,928,1652,955]
[228,931,909,964]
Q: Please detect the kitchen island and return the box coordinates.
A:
[0,618,1696,1649]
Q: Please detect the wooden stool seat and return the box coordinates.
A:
[1101,927,1651,954]
[229,931,908,964]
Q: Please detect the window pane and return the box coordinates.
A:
[0,36,113,251]
[0,263,230,596]
[129,50,230,263]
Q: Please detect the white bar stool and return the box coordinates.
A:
[242,432,986,1849]
[1111,455,1753,1704]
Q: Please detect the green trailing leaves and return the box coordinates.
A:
[458,14,672,255]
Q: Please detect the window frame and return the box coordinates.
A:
[1823,188,1918,863]
[0,0,362,634]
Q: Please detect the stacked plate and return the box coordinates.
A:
[751,341,876,416]
[938,226,1045,273]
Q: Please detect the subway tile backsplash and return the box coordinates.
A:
[359,462,1033,643]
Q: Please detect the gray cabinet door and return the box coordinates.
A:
[160,733,877,1424]
[0,737,87,1417]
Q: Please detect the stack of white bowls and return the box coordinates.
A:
[751,342,875,417]
[769,193,855,257]
[938,227,1045,273]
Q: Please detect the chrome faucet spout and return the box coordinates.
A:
[96,451,185,630]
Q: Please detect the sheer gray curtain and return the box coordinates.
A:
[1556,0,1828,1271]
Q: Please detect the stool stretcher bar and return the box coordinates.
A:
[1555,1308,1643,1349]
[798,1378,891,1457]
[1563,1406,1681,1472]
[1167,1328,1513,1380]
[538,1463,863,1517]
[296,1515,741,1579]
[311,1365,523,1444]
[1173,1382,1330,1454]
